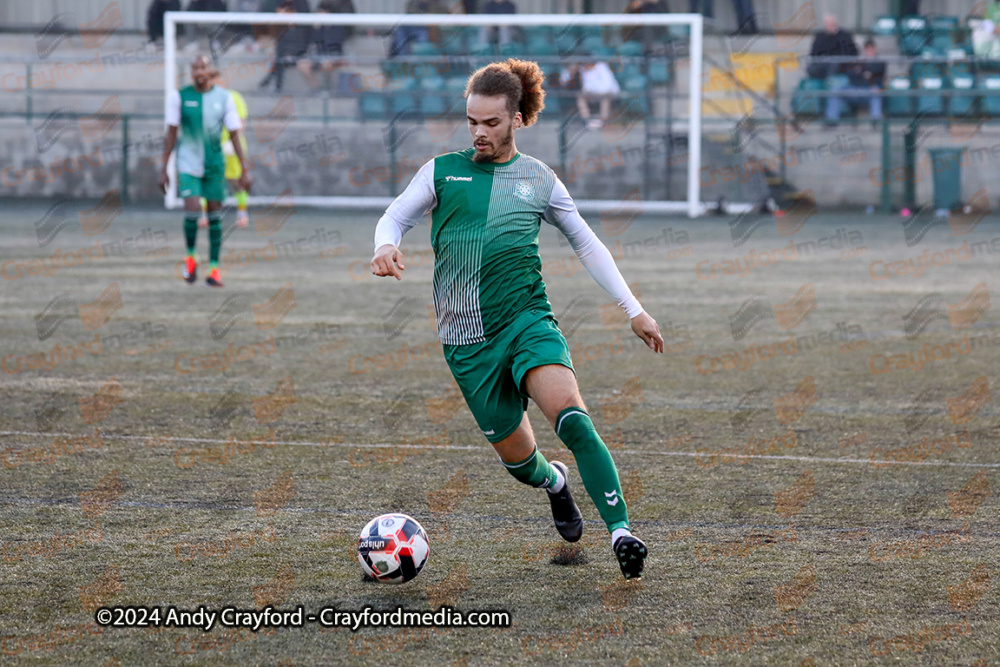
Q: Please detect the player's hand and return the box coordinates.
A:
[631,311,664,353]
[371,244,405,280]
[238,171,253,193]
[158,168,169,194]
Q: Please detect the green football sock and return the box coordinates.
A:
[555,407,629,533]
[235,190,248,210]
[208,211,223,268]
[501,446,558,489]
[184,215,198,257]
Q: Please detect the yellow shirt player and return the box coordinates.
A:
[200,88,250,228]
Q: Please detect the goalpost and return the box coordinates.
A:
[164,11,704,217]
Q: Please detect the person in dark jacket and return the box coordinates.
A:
[479,0,517,46]
[826,38,885,125]
[391,0,448,57]
[259,0,312,92]
[808,14,858,78]
[147,0,181,43]
[298,0,354,89]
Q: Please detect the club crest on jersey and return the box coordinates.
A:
[514,181,534,201]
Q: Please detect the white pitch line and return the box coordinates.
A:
[0,430,998,469]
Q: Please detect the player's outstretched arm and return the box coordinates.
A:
[158,125,177,194]
[370,160,437,282]
[544,179,665,354]
[159,88,182,194]
[229,129,253,193]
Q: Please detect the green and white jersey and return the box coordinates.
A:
[165,85,241,177]
[375,148,643,346]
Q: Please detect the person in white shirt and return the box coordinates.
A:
[563,61,621,130]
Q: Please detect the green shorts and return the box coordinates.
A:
[444,309,575,444]
[177,169,226,202]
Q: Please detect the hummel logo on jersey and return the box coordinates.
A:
[605,490,620,506]
[184,101,199,107]
[445,176,473,182]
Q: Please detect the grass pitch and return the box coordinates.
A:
[1,201,998,665]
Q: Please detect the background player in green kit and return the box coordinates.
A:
[370,59,665,580]
[158,55,252,288]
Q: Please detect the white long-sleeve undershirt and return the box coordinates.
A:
[373,159,644,320]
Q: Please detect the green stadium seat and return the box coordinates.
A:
[950,61,972,77]
[440,27,469,55]
[419,76,447,116]
[470,41,495,56]
[360,93,386,119]
[544,92,562,115]
[555,32,581,55]
[648,58,670,85]
[388,78,419,114]
[526,40,557,56]
[949,73,977,116]
[899,16,929,56]
[791,78,825,117]
[523,26,553,45]
[886,75,914,116]
[582,35,606,54]
[872,16,897,36]
[621,74,647,92]
[411,42,439,57]
[930,15,959,53]
[618,62,643,81]
[978,74,1000,114]
[916,74,946,115]
[500,41,522,57]
[616,41,643,57]
[445,76,467,94]
[910,59,943,80]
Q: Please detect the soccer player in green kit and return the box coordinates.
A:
[370,60,664,580]
[158,55,252,287]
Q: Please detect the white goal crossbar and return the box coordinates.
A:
[164,11,704,216]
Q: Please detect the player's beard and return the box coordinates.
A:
[472,125,514,163]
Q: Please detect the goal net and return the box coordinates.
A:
[163,11,704,217]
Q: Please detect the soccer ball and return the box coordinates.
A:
[357,513,429,583]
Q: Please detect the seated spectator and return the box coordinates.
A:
[564,61,621,130]
[392,0,448,57]
[826,38,884,126]
[147,0,181,45]
[808,14,857,80]
[624,0,669,49]
[186,0,227,49]
[972,2,1000,59]
[479,0,516,47]
[258,0,312,92]
[261,0,309,10]
[299,0,355,89]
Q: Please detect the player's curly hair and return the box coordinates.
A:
[465,59,546,126]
